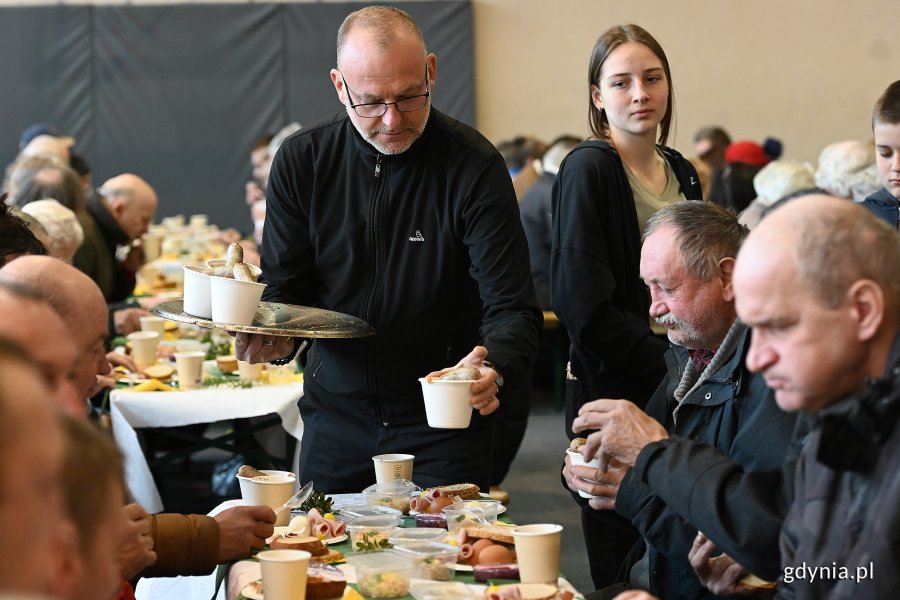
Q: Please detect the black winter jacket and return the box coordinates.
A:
[617,326,798,599]
[260,109,542,428]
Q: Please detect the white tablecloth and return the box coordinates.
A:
[111,383,304,513]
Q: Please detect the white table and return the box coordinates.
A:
[111,383,304,513]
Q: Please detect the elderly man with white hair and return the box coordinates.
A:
[20,199,84,263]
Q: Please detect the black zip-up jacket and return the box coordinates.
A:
[260,108,542,430]
[551,140,702,429]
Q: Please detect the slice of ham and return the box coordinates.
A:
[305,507,345,538]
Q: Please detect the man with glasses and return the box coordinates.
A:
[236,5,541,493]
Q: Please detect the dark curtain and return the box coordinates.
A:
[0,1,475,231]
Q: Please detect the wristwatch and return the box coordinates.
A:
[482,360,505,392]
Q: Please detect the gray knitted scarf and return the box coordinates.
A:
[672,319,746,425]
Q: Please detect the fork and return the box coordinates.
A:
[274,480,315,515]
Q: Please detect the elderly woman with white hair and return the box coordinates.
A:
[20,199,84,263]
[814,140,881,202]
[739,160,816,228]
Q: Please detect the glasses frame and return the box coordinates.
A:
[340,64,430,119]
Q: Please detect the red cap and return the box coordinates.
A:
[724,141,770,167]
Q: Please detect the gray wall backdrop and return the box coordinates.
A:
[0,1,475,231]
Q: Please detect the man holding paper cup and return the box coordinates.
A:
[564,202,797,598]
[235,6,541,493]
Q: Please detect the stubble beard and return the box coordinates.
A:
[347,104,430,156]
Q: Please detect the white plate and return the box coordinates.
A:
[266,528,347,546]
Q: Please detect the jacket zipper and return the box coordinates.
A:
[365,153,389,426]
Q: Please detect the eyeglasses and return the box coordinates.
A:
[340,65,430,118]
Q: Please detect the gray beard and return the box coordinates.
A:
[346,104,430,155]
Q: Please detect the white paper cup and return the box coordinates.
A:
[372,453,414,484]
[139,316,166,336]
[258,549,311,600]
[141,233,163,262]
[237,470,296,526]
[127,331,159,370]
[565,449,601,499]
[237,360,264,382]
[174,351,205,390]
[182,265,212,319]
[512,524,563,584]
[210,276,266,326]
[419,378,474,429]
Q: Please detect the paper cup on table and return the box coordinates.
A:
[238,473,296,526]
[141,233,163,262]
[210,276,266,326]
[237,360,264,382]
[372,453,414,484]
[127,331,159,370]
[174,351,205,390]
[419,378,474,428]
[258,549,311,600]
[182,265,212,319]
[512,524,563,584]
[139,316,166,336]
[565,449,601,499]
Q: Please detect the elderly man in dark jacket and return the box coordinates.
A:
[566,201,797,599]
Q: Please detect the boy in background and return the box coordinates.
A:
[863,80,900,229]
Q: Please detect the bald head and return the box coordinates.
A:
[734,194,900,412]
[336,5,426,69]
[99,173,158,241]
[745,194,900,313]
[1,256,110,401]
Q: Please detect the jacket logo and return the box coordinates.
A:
[690,176,697,186]
[408,230,425,242]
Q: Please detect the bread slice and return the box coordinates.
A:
[739,574,777,591]
[216,355,238,373]
[426,483,481,500]
[143,364,174,380]
[463,524,514,545]
[307,566,347,599]
[270,534,328,556]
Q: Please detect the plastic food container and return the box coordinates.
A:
[391,542,459,581]
[389,528,449,546]
[444,500,502,524]
[414,512,448,529]
[409,580,475,600]
[338,504,402,521]
[442,505,490,534]
[347,514,401,552]
[346,551,413,598]
[362,479,420,515]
